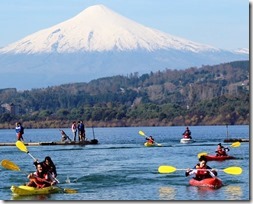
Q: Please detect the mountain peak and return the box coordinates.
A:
[0,4,218,54]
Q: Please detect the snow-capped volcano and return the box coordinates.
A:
[0,4,218,54]
[0,4,249,90]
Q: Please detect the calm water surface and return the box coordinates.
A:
[0,125,249,201]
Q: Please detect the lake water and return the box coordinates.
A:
[0,125,249,202]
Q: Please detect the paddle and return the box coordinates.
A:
[15,141,60,184]
[158,165,243,175]
[197,141,241,158]
[138,130,162,146]
[16,141,37,161]
[0,159,77,194]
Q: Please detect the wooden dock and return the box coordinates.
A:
[223,138,249,143]
[0,139,98,146]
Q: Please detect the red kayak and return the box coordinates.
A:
[189,177,223,189]
[202,155,236,161]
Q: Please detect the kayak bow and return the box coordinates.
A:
[189,177,223,189]
[202,155,236,161]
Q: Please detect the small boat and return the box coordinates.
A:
[144,142,155,147]
[189,177,223,189]
[202,155,236,161]
[180,138,194,144]
[11,185,62,196]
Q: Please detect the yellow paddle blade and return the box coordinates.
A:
[198,152,208,158]
[64,188,78,194]
[158,166,177,174]
[138,130,145,136]
[16,141,28,153]
[223,166,243,175]
[1,159,21,171]
[231,141,241,148]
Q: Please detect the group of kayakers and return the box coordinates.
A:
[17,125,232,189]
[144,127,232,182]
[26,156,58,189]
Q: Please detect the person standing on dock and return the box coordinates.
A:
[71,121,77,142]
[77,120,85,142]
[15,122,24,141]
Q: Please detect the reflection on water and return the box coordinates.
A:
[223,185,243,200]
[159,186,177,200]
[11,194,50,201]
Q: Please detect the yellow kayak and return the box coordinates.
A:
[144,142,155,147]
[11,185,62,196]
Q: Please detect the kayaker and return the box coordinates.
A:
[146,136,155,144]
[34,156,58,181]
[215,143,229,156]
[182,127,192,139]
[185,156,217,181]
[27,163,56,188]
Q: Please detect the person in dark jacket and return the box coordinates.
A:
[15,122,24,141]
[77,120,86,142]
[182,126,192,139]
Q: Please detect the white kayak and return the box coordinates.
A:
[180,138,195,144]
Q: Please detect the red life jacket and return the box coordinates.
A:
[31,172,50,188]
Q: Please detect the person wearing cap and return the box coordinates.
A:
[182,126,192,139]
[215,143,229,156]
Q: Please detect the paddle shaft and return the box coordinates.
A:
[158,165,242,175]
[16,141,60,183]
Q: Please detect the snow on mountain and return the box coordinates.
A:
[0,4,249,90]
[0,4,218,54]
[233,48,249,55]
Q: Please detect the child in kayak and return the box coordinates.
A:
[27,163,56,188]
[185,156,217,181]
[182,127,192,139]
[215,143,229,156]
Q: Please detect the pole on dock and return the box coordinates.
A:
[226,124,229,142]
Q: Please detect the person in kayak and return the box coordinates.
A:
[215,143,229,156]
[182,127,192,139]
[33,156,58,183]
[146,136,155,144]
[27,163,56,188]
[185,156,217,181]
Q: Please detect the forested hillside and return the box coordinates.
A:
[0,60,249,128]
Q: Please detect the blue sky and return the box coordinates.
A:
[0,0,249,50]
